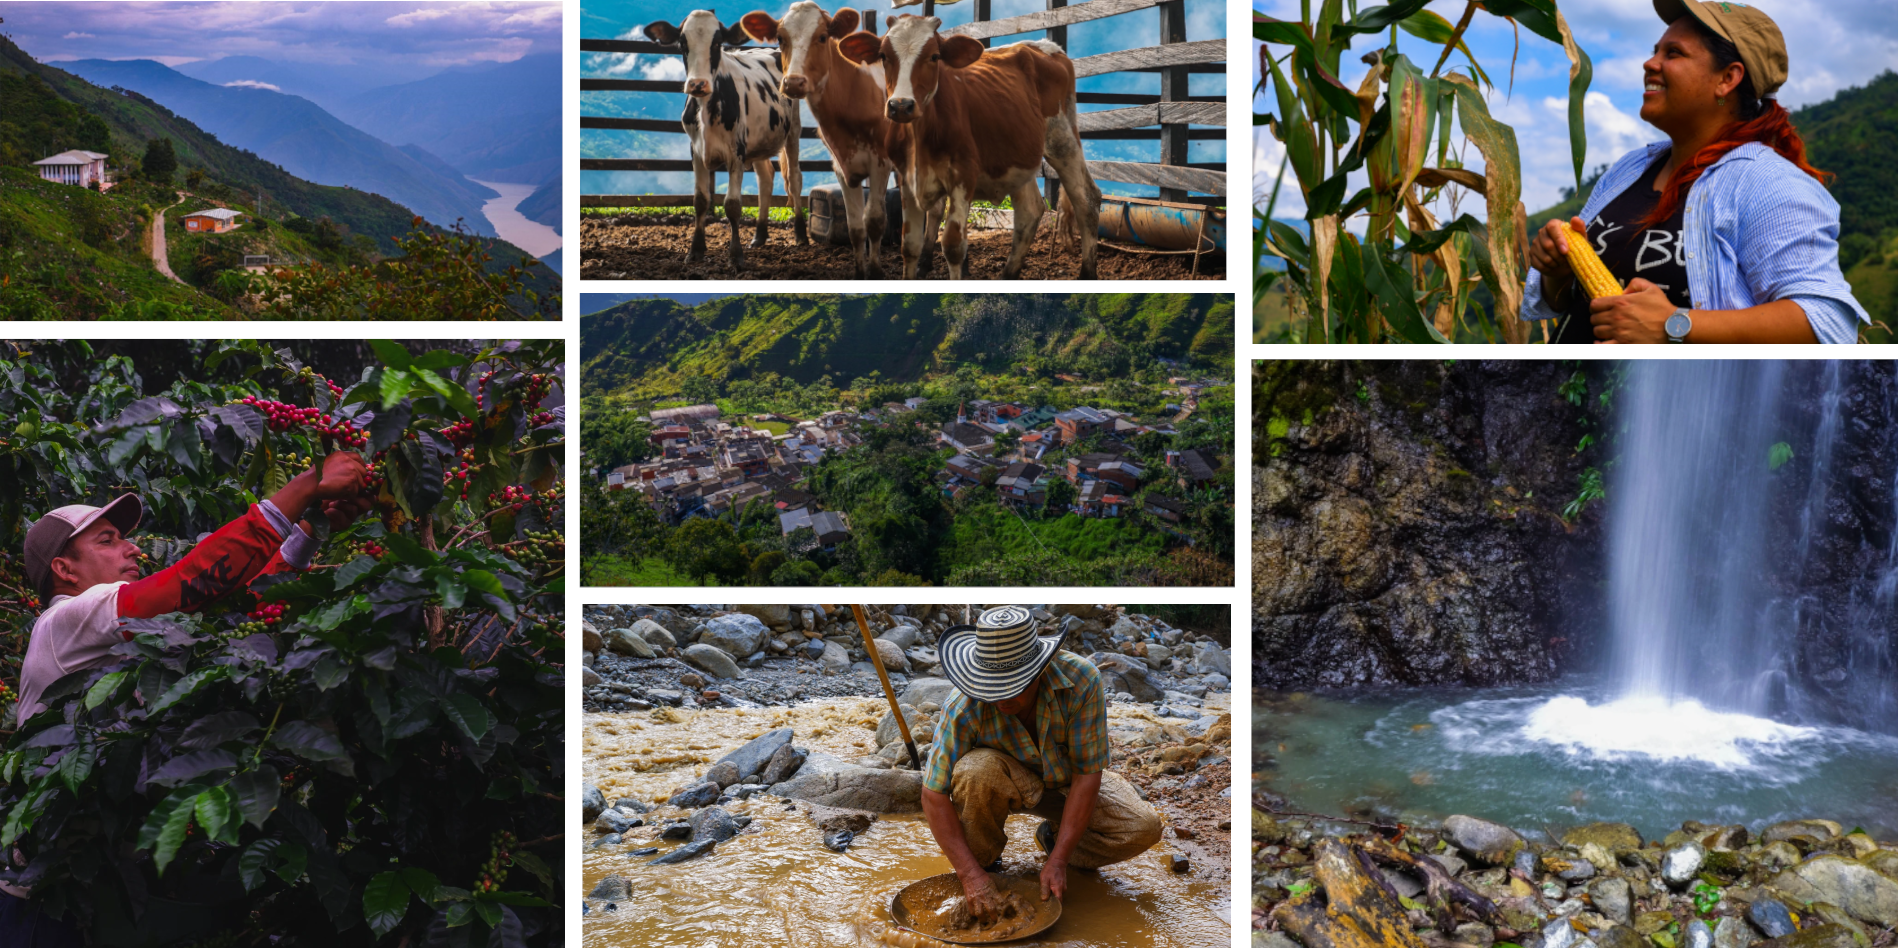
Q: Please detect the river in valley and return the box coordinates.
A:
[471,179,560,258]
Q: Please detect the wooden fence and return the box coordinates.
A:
[579,0,1225,209]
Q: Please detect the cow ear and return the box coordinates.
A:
[722,21,753,46]
[739,11,778,42]
[828,8,860,38]
[837,31,882,65]
[644,20,680,45]
[940,34,985,69]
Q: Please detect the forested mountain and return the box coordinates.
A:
[581,293,1235,398]
[58,58,498,236]
[331,55,561,185]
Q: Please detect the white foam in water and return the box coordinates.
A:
[1521,695,1818,768]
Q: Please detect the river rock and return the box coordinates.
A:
[1252,934,1300,948]
[632,618,677,649]
[1662,841,1706,887]
[683,643,743,680]
[659,821,692,840]
[583,666,602,687]
[688,806,738,843]
[768,765,924,813]
[1540,916,1589,948]
[820,641,851,673]
[595,810,641,835]
[758,743,807,786]
[1762,820,1841,844]
[583,783,606,823]
[1590,877,1632,925]
[1443,815,1526,866]
[876,705,929,747]
[704,761,742,789]
[899,677,959,707]
[1192,642,1231,677]
[668,781,721,809]
[1564,822,1643,852]
[1684,919,1713,948]
[1861,849,1898,881]
[1753,926,1861,948]
[732,604,791,629]
[651,839,716,864]
[1748,897,1798,938]
[1769,854,1898,926]
[872,638,911,673]
[708,728,795,783]
[878,624,921,650]
[699,614,770,656]
[1713,915,1759,948]
[587,875,630,902]
[1092,653,1161,702]
[604,626,656,659]
[582,620,603,653]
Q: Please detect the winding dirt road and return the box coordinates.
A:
[151,193,184,284]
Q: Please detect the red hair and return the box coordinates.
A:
[1640,101,1832,230]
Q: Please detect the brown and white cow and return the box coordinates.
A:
[837,15,1099,279]
[740,3,915,278]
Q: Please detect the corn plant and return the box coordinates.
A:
[1255,0,1594,342]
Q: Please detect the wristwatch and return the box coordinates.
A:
[1664,308,1692,344]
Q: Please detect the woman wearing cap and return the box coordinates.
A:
[921,606,1162,920]
[1523,0,1867,344]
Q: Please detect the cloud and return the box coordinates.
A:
[62,31,96,39]
[586,25,682,81]
[222,79,283,91]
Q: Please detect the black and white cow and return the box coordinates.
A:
[646,10,808,268]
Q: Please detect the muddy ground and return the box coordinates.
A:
[577,216,1223,281]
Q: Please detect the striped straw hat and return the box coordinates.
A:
[936,605,1066,703]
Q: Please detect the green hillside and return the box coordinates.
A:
[0,33,557,318]
[581,292,1235,399]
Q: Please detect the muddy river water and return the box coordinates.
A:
[583,698,1230,948]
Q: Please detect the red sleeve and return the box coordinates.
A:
[116,505,286,619]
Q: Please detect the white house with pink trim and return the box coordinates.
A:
[33,150,109,188]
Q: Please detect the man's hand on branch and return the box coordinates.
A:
[313,451,368,500]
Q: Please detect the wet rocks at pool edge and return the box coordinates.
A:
[1251,812,1898,948]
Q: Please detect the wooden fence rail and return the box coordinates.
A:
[579,0,1225,207]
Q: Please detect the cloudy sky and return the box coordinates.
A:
[4,1,562,70]
[1254,0,1898,222]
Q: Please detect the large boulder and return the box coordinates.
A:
[768,765,924,814]
[583,783,606,823]
[900,677,959,708]
[819,641,852,673]
[582,620,604,653]
[872,638,911,674]
[1192,643,1232,677]
[877,623,922,651]
[632,618,677,649]
[1563,822,1644,852]
[587,875,630,902]
[699,614,770,657]
[689,806,738,843]
[668,781,721,809]
[758,743,807,786]
[603,626,656,659]
[683,643,743,680]
[876,705,934,747]
[1770,855,1898,927]
[1091,653,1161,702]
[732,604,792,628]
[1443,815,1526,866]
[708,728,795,784]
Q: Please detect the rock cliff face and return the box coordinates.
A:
[1252,361,1608,689]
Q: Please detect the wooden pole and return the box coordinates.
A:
[1157,0,1188,202]
[851,604,921,769]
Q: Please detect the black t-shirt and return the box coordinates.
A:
[1553,154,1693,343]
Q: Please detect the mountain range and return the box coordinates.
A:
[581,293,1235,399]
[59,58,500,237]
[329,55,561,186]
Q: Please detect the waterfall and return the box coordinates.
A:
[1605,361,1788,713]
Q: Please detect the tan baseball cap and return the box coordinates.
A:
[1654,0,1788,99]
[23,495,142,598]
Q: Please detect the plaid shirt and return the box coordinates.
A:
[923,651,1109,795]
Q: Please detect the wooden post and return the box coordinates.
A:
[974,0,991,46]
[1042,0,1069,214]
[866,9,877,33]
[1047,0,1067,49]
[923,0,934,20]
[1157,0,1188,202]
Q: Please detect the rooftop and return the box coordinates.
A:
[34,150,107,165]
[183,208,244,221]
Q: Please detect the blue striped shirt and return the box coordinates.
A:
[1524,141,1868,344]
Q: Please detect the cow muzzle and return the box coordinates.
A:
[886,97,916,122]
[782,75,809,99]
[686,78,713,98]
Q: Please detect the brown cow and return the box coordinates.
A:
[741,3,932,278]
[838,15,1099,279]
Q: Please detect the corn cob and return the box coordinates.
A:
[1564,220,1623,299]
